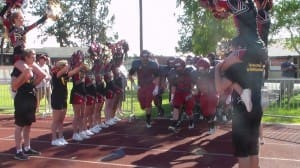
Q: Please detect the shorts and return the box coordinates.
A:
[51,94,67,110]
[198,93,219,117]
[86,95,96,105]
[14,92,37,127]
[173,91,195,116]
[70,91,86,105]
[137,84,155,109]
[96,94,105,104]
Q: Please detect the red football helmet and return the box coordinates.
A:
[196,58,211,70]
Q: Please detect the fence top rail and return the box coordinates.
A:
[266,78,300,83]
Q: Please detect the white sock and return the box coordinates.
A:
[24,146,30,151]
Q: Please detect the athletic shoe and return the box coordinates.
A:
[168,126,179,133]
[72,133,83,141]
[188,123,195,129]
[90,125,101,134]
[59,137,68,145]
[114,116,122,121]
[14,152,29,161]
[106,119,116,126]
[208,127,216,135]
[99,123,109,128]
[23,148,41,156]
[241,89,252,112]
[85,129,94,136]
[146,123,152,128]
[51,139,65,146]
[79,131,90,139]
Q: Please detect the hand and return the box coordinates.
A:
[152,85,159,96]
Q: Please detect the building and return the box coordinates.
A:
[268,44,299,78]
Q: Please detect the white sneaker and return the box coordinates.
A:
[79,131,90,139]
[106,119,116,126]
[91,125,101,134]
[59,137,68,145]
[241,89,252,112]
[208,128,216,135]
[72,133,83,141]
[188,123,195,129]
[146,123,152,128]
[99,123,109,128]
[85,129,94,136]
[51,139,65,146]
[114,116,122,121]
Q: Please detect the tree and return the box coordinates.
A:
[270,0,300,54]
[28,0,116,47]
[176,0,236,56]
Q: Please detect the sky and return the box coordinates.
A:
[26,0,181,56]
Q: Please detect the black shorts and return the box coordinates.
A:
[14,92,37,127]
[51,94,67,110]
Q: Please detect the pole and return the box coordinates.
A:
[139,0,143,54]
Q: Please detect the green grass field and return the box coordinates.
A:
[0,83,299,124]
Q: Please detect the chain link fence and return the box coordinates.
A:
[1,78,300,118]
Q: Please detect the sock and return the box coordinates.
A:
[24,146,30,151]
[16,149,22,153]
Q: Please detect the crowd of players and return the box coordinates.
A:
[129,49,232,135]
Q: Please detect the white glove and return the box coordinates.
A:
[185,94,193,101]
[152,85,159,96]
